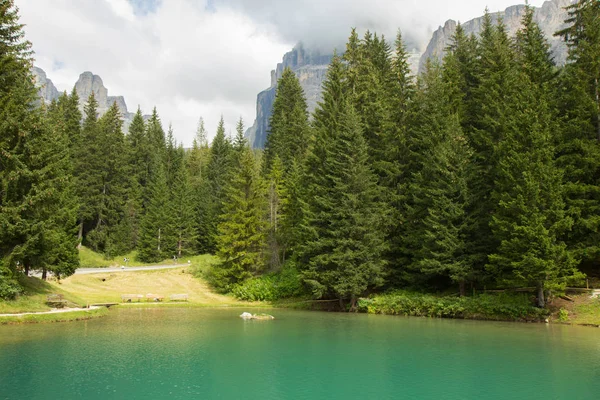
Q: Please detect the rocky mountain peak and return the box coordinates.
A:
[419,0,573,72]
[32,67,146,131]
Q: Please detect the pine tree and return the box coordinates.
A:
[0,0,78,286]
[467,13,519,272]
[233,117,247,153]
[401,61,475,293]
[212,146,266,291]
[487,8,579,307]
[298,55,387,309]
[171,146,197,258]
[555,0,600,265]
[186,117,211,254]
[86,102,131,257]
[138,164,171,262]
[124,108,148,246]
[266,155,286,269]
[198,117,232,253]
[263,68,310,172]
[74,93,102,245]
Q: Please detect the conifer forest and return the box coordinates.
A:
[1,0,599,310]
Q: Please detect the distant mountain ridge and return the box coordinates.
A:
[246,0,572,149]
[31,67,147,131]
[419,0,572,73]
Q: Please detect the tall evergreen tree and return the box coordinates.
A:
[211,145,266,291]
[186,117,211,254]
[487,8,578,307]
[466,13,519,272]
[401,61,475,293]
[298,55,388,310]
[138,164,171,262]
[198,117,232,253]
[171,146,197,258]
[74,93,101,245]
[555,0,600,266]
[0,0,78,287]
[264,68,310,172]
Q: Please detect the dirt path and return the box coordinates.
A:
[0,306,101,317]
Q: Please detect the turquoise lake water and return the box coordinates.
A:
[1,308,599,399]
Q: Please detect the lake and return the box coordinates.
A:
[1,308,599,399]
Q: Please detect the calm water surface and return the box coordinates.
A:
[0,308,599,399]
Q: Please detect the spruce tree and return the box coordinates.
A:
[212,145,266,291]
[467,13,519,272]
[0,0,78,285]
[264,68,310,172]
[74,93,102,245]
[199,117,232,253]
[186,117,211,253]
[138,164,171,262]
[402,61,475,293]
[486,6,579,306]
[298,55,387,309]
[555,0,600,265]
[171,146,197,258]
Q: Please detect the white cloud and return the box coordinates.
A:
[17,0,551,145]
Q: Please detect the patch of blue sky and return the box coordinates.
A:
[127,0,161,16]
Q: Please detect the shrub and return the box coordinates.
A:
[558,308,569,322]
[357,291,548,321]
[231,267,304,301]
[0,277,23,300]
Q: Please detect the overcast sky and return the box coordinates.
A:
[17,0,547,145]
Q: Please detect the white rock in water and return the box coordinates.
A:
[240,312,253,319]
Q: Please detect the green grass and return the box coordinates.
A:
[570,297,600,326]
[0,275,87,314]
[79,246,184,268]
[188,254,220,276]
[0,307,108,325]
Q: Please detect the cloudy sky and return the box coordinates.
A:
[17,0,547,145]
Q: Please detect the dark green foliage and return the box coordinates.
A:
[465,14,518,271]
[358,291,549,321]
[555,0,600,265]
[487,7,580,306]
[264,68,311,172]
[199,117,233,253]
[171,146,197,258]
[137,164,171,262]
[298,55,388,309]
[401,61,475,292]
[0,0,78,281]
[210,145,266,292]
[231,266,304,301]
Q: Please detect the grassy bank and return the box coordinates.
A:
[358,291,550,322]
[0,275,87,314]
[0,307,108,325]
[78,246,208,268]
[549,294,600,326]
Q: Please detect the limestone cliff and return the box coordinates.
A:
[32,67,145,131]
[419,0,572,72]
[245,44,331,149]
[32,66,60,104]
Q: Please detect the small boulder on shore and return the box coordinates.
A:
[239,312,274,320]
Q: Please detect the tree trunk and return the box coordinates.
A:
[158,228,161,252]
[42,268,47,280]
[536,280,545,308]
[459,281,466,297]
[595,77,599,142]
[24,264,29,276]
[349,295,357,312]
[77,221,84,249]
[178,236,182,258]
